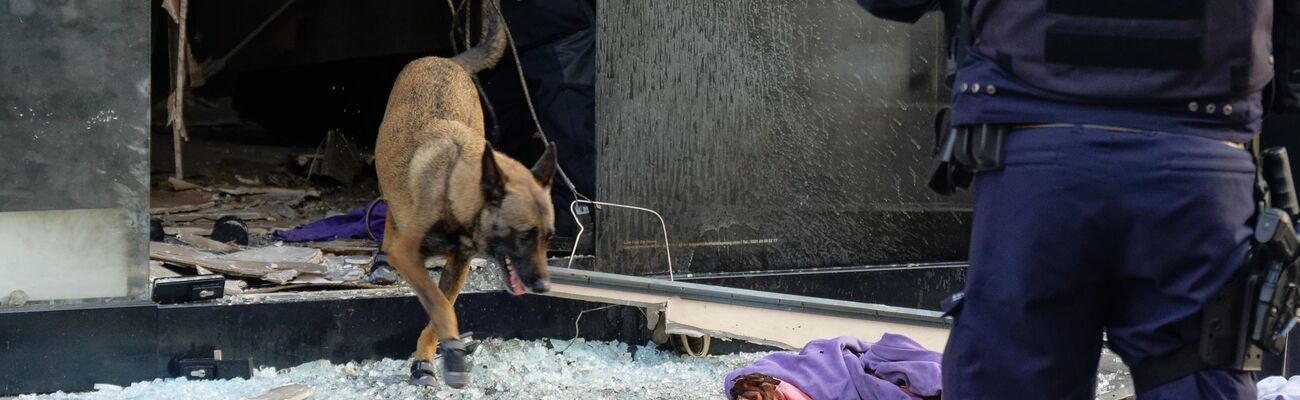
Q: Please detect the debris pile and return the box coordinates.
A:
[150,176,381,295]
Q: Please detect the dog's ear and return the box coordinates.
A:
[531,142,558,188]
[482,146,507,203]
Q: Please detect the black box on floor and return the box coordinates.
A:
[172,357,252,380]
[152,276,225,304]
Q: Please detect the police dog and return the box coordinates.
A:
[374,0,555,388]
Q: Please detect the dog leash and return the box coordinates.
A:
[364,196,384,242]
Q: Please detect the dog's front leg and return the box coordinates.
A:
[386,231,471,388]
[412,255,472,382]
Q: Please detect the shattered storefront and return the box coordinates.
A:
[0,0,1209,398]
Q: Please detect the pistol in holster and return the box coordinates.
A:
[1134,147,1300,391]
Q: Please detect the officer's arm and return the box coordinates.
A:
[855,0,942,24]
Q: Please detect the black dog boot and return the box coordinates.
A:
[409,359,437,387]
[439,339,472,389]
[369,252,399,285]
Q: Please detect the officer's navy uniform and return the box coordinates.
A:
[858,0,1274,398]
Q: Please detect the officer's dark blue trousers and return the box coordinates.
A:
[941,125,1259,399]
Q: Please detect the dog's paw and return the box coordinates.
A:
[439,339,472,389]
[409,360,437,387]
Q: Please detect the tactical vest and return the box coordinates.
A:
[972,0,1274,104]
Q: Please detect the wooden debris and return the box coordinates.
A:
[224,246,324,264]
[151,188,213,212]
[177,230,239,253]
[300,240,379,255]
[289,274,334,284]
[151,202,217,215]
[166,0,191,180]
[150,261,183,279]
[163,177,202,192]
[163,226,209,236]
[155,198,269,221]
[261,270,299,285]
[244,282,386,294]
[161,211,265,222]
[218,187,320,198]
[243,383,314,400]
[150,242,327,280]
[234,175,262,185]
[165,225,272,236]
[224,280,247,296]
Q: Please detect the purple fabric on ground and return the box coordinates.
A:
[274,202,386,242]
[723,334,942,400]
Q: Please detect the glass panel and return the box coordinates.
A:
[596,1,970,280]
[0,0,151,304]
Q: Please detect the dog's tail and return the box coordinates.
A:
[451,0,507,74]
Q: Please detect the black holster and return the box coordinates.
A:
[1132,147,1300,393]
[926,116,1010,196]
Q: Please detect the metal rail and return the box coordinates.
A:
[548,266,949,326]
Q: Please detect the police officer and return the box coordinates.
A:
[857,0,1274,398]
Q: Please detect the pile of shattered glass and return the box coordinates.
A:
[20,339,767,400]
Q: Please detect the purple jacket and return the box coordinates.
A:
[724,334,942,400]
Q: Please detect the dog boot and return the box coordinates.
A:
[409,360,437,387]
[458,331,481,355]
[369,252,399,285]
[439,339,472,389]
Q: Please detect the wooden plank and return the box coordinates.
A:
[160,211,266,222]
[176,230,239,252]
[244,283,387,294]
[217,187,320,198]
[150,243,328,280]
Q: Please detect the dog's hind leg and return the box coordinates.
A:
[387,228,471,388]
[438,256,472,303]
[411,323,441,386]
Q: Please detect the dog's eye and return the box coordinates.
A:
[519,229,537,242]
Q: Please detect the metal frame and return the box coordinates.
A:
[548,267,949,326]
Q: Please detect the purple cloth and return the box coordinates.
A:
[274,202,386,242]
[723,334,942,400]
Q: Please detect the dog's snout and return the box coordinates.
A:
[528,277,551,294]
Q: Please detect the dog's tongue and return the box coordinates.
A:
[507,269,527,296]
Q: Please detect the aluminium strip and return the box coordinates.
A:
[548,267,949,326]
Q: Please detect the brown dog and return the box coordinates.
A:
[374,0,556,388]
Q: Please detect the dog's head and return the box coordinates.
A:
[478,143,557,296]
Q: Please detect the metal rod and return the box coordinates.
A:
[199,0,297,83]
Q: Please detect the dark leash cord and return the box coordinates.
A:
[365,196,385,242]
